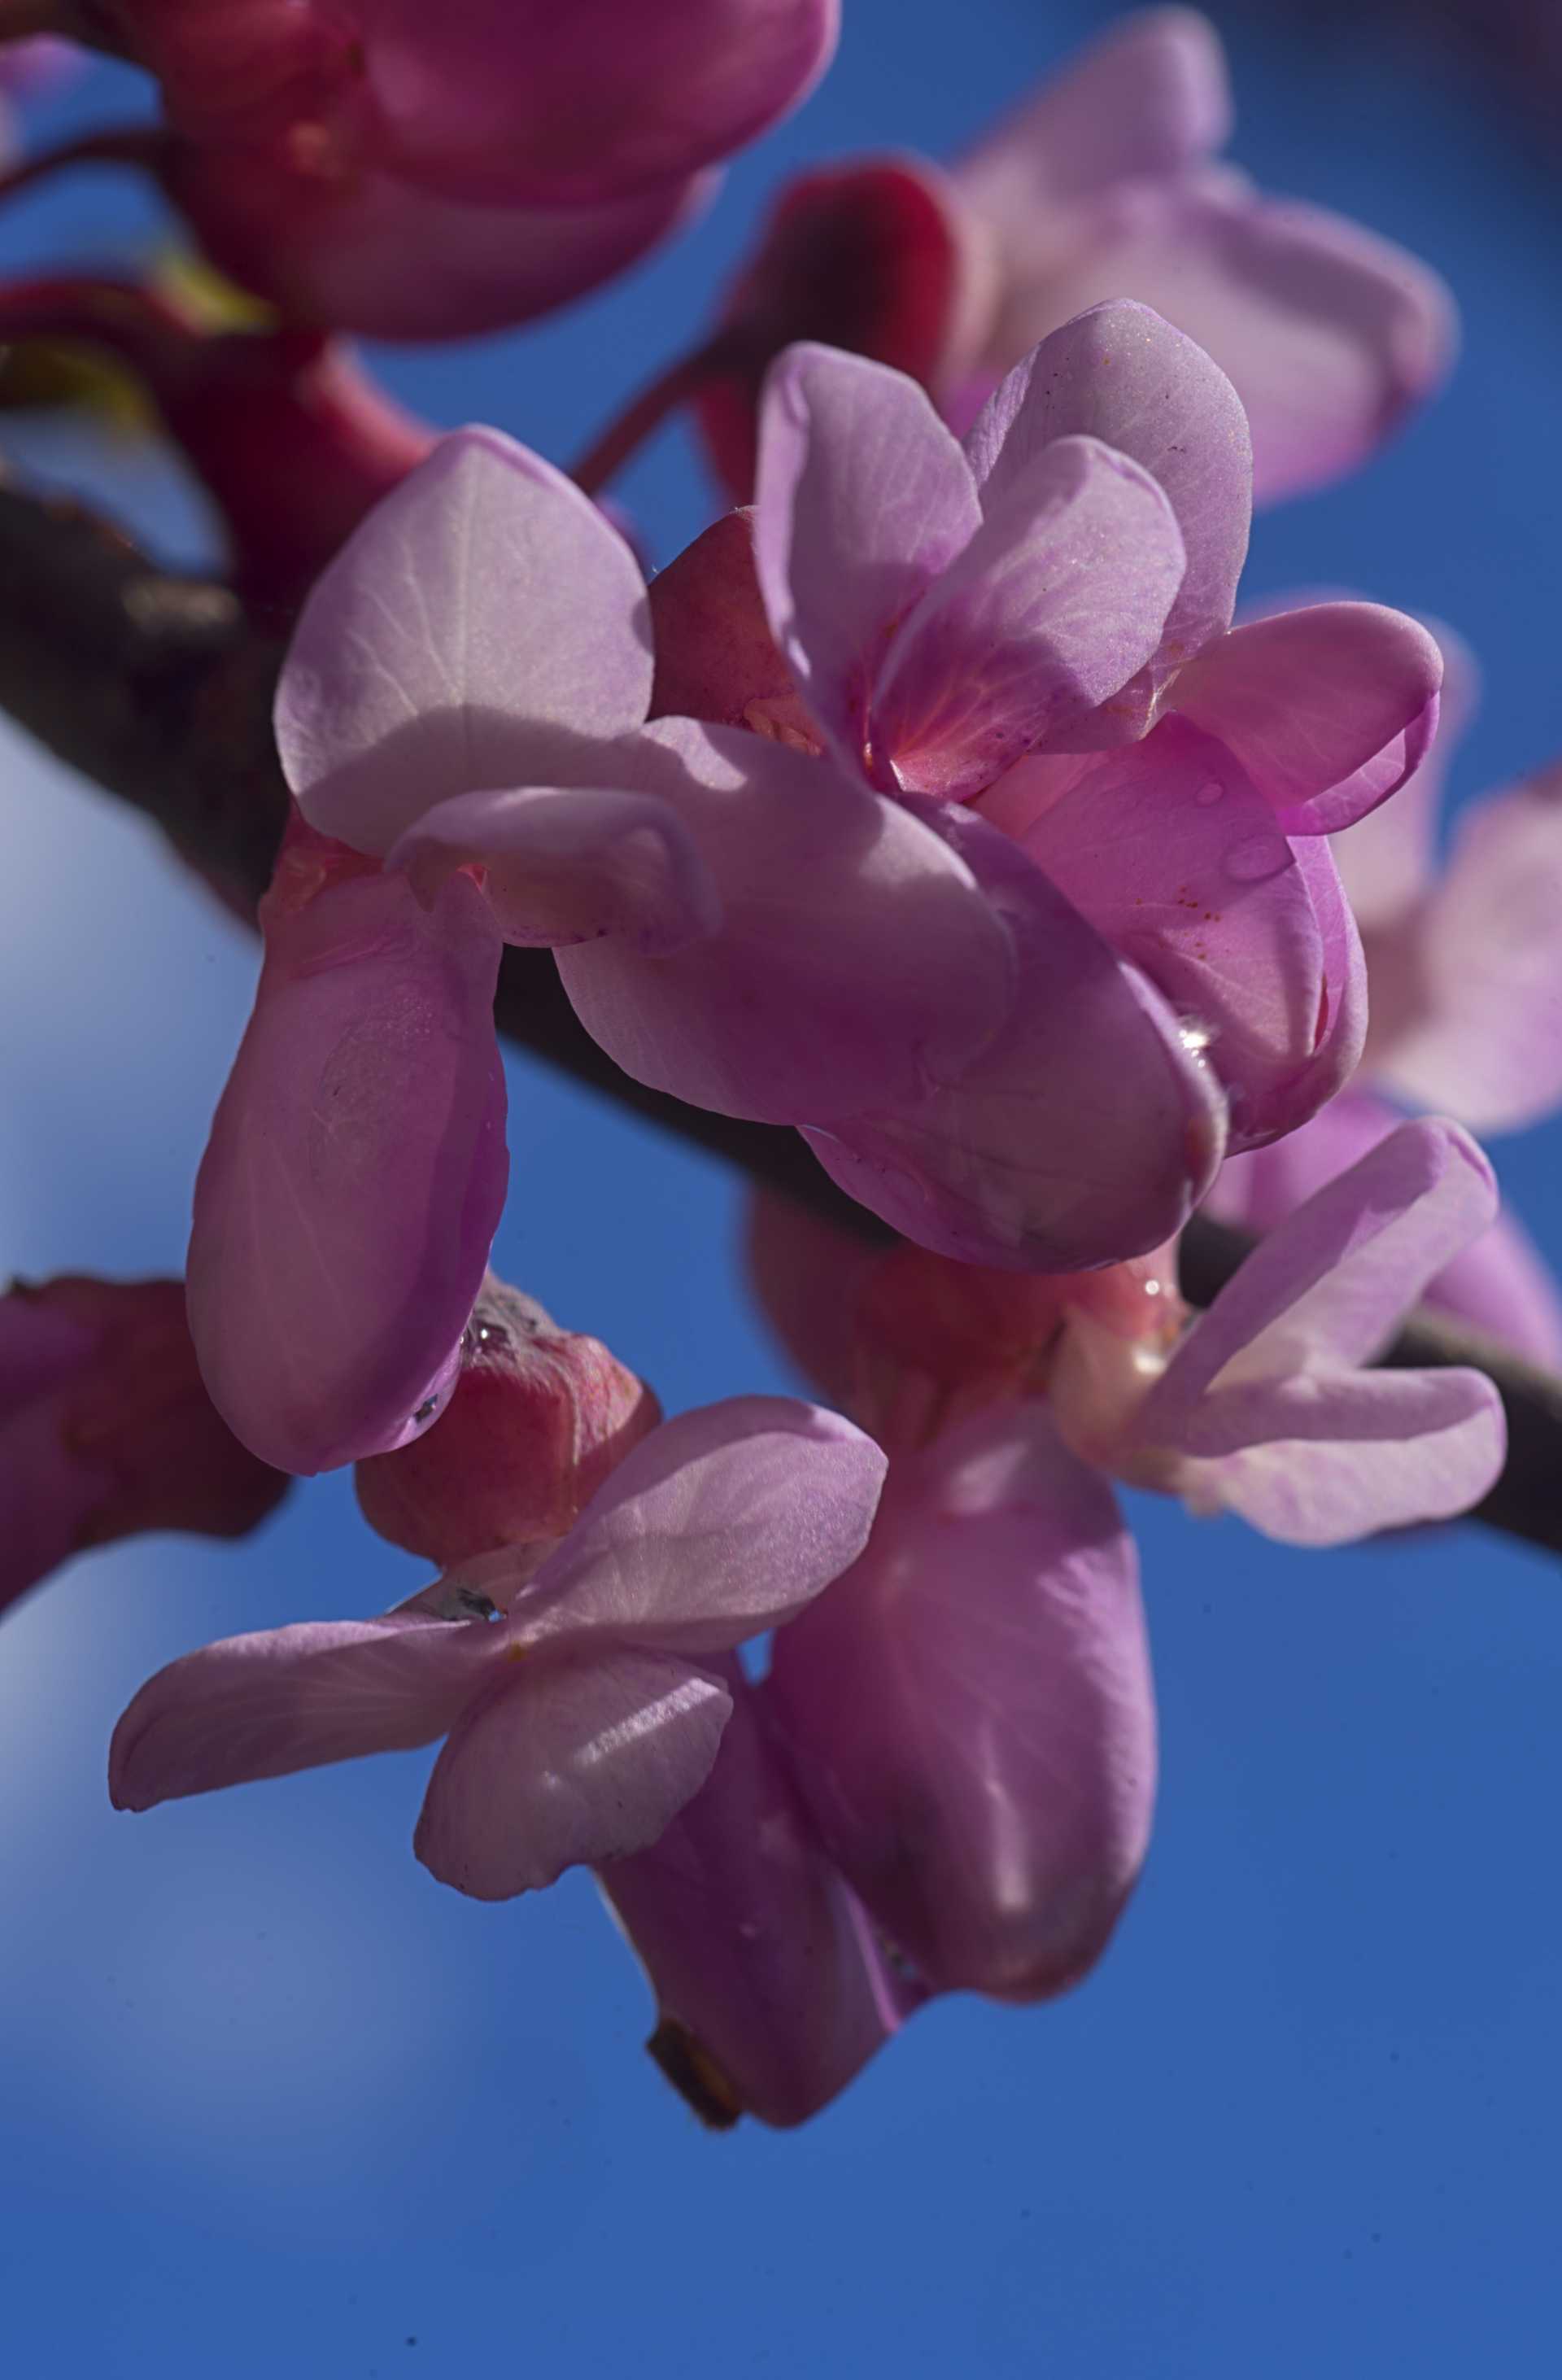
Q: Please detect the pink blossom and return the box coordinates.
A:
[696,7,1454,508]
[110,1398,887,1902]
[1211,620,1562,1360]
[600,1658,914,2128]
[0,1275,289,1622]
[355,1270,661,1566]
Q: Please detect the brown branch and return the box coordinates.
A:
[0,470,1555,1556]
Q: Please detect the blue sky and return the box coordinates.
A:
[2,5,1560,2373]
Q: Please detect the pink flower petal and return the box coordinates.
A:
[963,300,1251,731]
[552,717,1015,1124]
[413,1649,732,1899]
[647,509,796,730]
[187,866,508,1474]
[955,8,1230,221]
[352,0,839,209]
[1145,1119,1498,1428]
[1164,1366,1505,1545]
[504,1395,886,1658]
[801,799,1226,1269]
[1331,614,1478,932]
[0,1398,108,1622]
[870,435,1186,797]
[768,1407,1154,2001]
[1209,1089,1562,1366]
[753,342,981,774]
[388,783,720,953]
[1170,602,1442,833]
[600,1660,905,2128]
[277,428,652,854]
[164,141,714,341]
[108,1613,503,1811]
[1014,720,1325,1147]
[1376,769,1562,1133]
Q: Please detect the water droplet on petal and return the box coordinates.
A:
[1178,1016,1215,1055]
[1224,834,1287,884]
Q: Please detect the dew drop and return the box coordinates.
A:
[1224,834,1285,884]
[1195,780,1224,807]
[1178,1016,1215,1055]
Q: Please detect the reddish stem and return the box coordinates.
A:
[568,330,743,497]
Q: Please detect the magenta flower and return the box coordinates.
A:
[0,1275,289,1623]
[110,1398,887,1902]
[698,7,1454,507]
[600,1657,914,2128]
[766,1407,1156,2002]
[1211,620,1562,1360]
[355,1270,661,1566]
[187,812,508,1477]
[37,1,836,338]
[1050,1120,1506,1544]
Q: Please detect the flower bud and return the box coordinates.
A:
[354,1272,660,1566]
[0,1275,290,1621]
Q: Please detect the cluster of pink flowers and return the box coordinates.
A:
[2,4,1556,2128]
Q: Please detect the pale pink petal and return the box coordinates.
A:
[1376,769,1562,1133]
[277,428,652,854]
[1281,835,1368,1136]
[355,0,839,208]
[1209,1088,1562,1365]
[388,784,719,952]
[955,9,1231,221]
[1015,721,1325,1148]
[164,142,714,342]
[963,301,1250,729]
[1170,603,1442,833]
[753,343,981,773]
[552,718,1015,1124]
[187,867,507,1474]
[768,1407,1154,2001]
[1164,1366,1504,1545]
[501,1396,886,1657]
[600,1660,905,2128]
[1144,1120,1498,1430]
[413,1649,732,1898]
[870,435,1185,797]
[802,800,1227,1269]
[108,1613,503,1811]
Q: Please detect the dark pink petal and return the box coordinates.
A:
[1375,770,1562,1133]
[108,1614,504,1811]
[647,509,797,730]
[743,1189,881,1411]
[553,718,1015,1124]
[505,1396,886,1658]
[600,1661,907,2129]
[696,158,995,504]
[1170,603,1442,833]
[187,867,507,1474]
[870,435,1185,797]
[1277,836,1368,1141]
[277,428,652,856]
[1144,1119,1499,1428]
[955,8,1230,221]
[753,343,981,772]
[0,1398,109,1622]
[802,801,1226,1270]
[964,301,1250,730]
[0,1294,98,1419]
[349,0,839,208]
[1014,721,1326,1148]
[413,1650,732,1899]
[768,1408,1154,2001]
[388,784,719,953]
[163,139,713,342]
[1209,1090,1562,1367]
[1160,1366,1504,1545]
